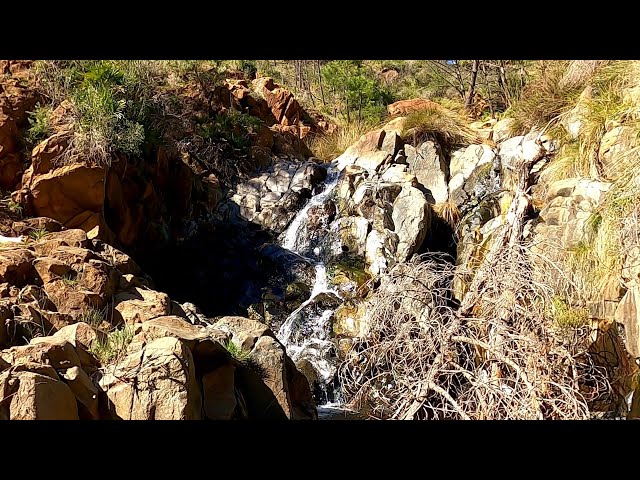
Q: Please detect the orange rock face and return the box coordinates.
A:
[0,63,38,190]
[387,98,441,117]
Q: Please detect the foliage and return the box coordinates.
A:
[24,103,53,149]
[224,339,251,361]
[77,307,107,328]
[90,325,134,364]
[197,109,264,152]
[508,60,583,135]
[34,60,171,165]
[61,271,79,287]
[322,60,392,124]
[28,228,49,241]
[551,296,590,329]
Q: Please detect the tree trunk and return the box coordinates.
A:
[317,60,326,106]
[465,60,479,109]
[498,60,511,106]
[481,61,494,117]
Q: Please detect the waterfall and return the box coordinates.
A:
[275,163,344,399]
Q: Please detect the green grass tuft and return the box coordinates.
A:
[28,228,49,241]
[90,325,134,365]
[224,339,252,361]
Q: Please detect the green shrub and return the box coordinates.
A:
[77,307,107,327]
[28,228,49,241]
[61,271,79,287]
[551,296,589,329]
[33,60,171,165]
[224,339,251,361]
[24,104,53,148]
[90,325,134,364]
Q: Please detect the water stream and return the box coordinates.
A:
[275,163,352,409]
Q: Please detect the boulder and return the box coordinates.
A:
[17,135,107,231]
[392,186,430,261]
[492,118,515,143]
[53,322,105,371]
[113,287,171,324]
[140,315,211,350]
[365,229,399,276]
[214,316,272,351]
[0,248,35,286]
[333,216,370,256]
[59,366,100,419]
[9,371,79,420]
[99,336,202,420]
[355,151,390,173]
[248,335,316,420]
[406,141,448,204]
[202,364,237,420]
[615,286,640,357]
[0,72,38,190]
[335,129,385,170]
[387,98,441,116]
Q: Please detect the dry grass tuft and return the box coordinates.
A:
[307,121,378,162]
[401,103,481,149]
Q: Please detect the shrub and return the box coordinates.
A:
[224,339,251,361]
[28,228,49,241]
[90,325,134,364]
[77,307,106,328]
[551,296,590,329]
[508,61,583,135]
[61,271,79,287]
[33,60,170,166]
[24,104,53,148]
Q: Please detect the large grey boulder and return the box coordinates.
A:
[392,186,430,261]
[405,141,448,204]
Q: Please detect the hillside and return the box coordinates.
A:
[0,59,639,419]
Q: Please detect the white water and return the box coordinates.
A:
[281,168,341,252]
[275,164,344,392]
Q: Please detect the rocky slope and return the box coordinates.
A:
[2,59,640,419]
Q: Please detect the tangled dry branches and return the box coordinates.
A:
[338,246,617,419]
[339,146,624,419]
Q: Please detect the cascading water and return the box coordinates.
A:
[275,162,347,405]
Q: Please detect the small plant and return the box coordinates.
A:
[61,271,79,287]
[90,325,134,364]
[77,307,107,328]
[551,296,590,329]
[224,339,251,361]
[6,199,23,216]
[28,228,49,241]
[434,198,461,228]
[24,104,53,148]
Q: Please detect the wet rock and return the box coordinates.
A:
[365,228,399,276]
[333,216,370,256]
